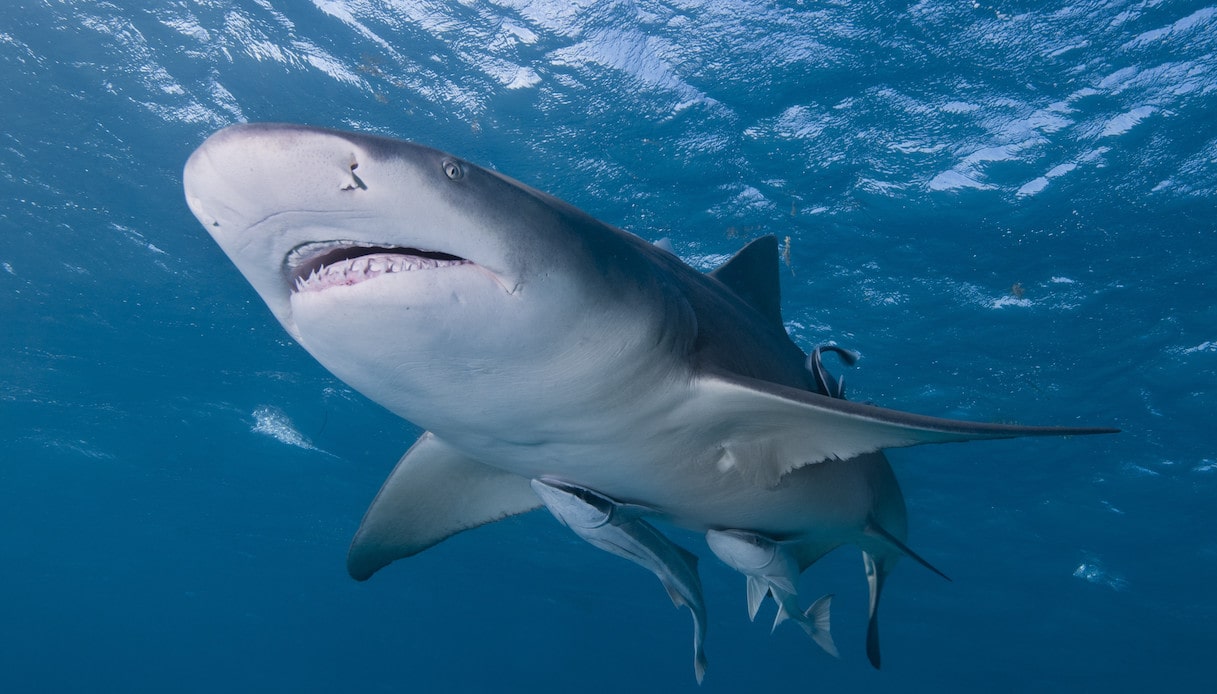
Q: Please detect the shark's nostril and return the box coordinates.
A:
[343,160,367,191]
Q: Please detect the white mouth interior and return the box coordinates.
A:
[288,242,472,293]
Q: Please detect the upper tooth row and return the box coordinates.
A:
[294,255,469,290]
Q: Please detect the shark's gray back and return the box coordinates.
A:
[636,234,816,391]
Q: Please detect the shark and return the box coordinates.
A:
[183,123,1117,679]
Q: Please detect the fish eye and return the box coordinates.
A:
[442,159,463,180]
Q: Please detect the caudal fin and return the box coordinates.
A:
[694,645,707,685]
[800,593,838,658]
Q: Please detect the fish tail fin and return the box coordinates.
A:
[801,593,838,658]
[694,645,707,685]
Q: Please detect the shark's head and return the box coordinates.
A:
[184,124,693,434]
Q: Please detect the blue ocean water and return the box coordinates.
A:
[1,1,1214,691]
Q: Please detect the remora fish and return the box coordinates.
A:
[705,528,837,658]
[531,478,708,683]
[182,123,1117,676]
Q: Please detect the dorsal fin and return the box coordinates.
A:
[710,235,783,327]
[653,237,677,255]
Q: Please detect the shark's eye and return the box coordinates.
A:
[442,159,463,181]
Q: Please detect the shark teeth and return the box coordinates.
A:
[292,252,472,293]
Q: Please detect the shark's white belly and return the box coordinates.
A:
[439,417,884,540]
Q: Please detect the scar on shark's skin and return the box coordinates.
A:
[185,123,1118,682]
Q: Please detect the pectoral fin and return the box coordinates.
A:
[347,432,540,581]
[745,576,768,621]
[693,370,1118,487]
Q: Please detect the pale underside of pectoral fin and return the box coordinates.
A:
[692,370,1118,487]
[745,575,767,621]
[347,432,540,581]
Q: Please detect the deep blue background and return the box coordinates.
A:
[1,1,1213,691]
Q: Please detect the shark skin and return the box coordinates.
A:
[183,123,1118,675]
[531,478,709,683]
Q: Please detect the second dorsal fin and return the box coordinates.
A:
[710,235,783,328]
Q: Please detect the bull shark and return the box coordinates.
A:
[183,123,1117,679]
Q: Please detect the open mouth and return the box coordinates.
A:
[287,241,473,294]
